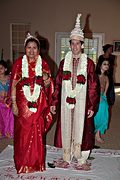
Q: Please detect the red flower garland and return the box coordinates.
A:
[62,71,71,80]
[21,76,42,110]
[21,76,43,86]
[27,101,38,108]
[63,72,86,107]
[66,97,76,105]
[20,77,31,86]
[35,76,43,85]
[77,75,86,84]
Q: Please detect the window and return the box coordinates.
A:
[10,23,31,62]
[55,32,104,66]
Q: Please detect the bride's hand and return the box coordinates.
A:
[12,102,18,116]
[43,72,50,87]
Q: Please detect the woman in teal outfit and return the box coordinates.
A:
[94,59,109,143]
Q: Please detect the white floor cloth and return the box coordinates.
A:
[0,145,120,180]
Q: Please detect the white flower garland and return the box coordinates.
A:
[22,55,42,113]
[63,51,87,109]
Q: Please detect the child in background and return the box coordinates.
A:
[0,60,14,138]
[94,59,109,143]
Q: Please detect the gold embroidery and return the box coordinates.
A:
[63,148,71,162]
[74,143,81,159]
[18,165,45,174]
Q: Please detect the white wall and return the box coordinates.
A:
[0,0,120,61]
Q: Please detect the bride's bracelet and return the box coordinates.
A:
[12,102,16,105]
[11,98,16,105]
[11,95,16,100]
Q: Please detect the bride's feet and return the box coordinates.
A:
[95,131,104,143]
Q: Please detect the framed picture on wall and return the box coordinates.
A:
[113,40,120,52]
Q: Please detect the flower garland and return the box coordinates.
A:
[63,51,87,109]
[22,55,42,113]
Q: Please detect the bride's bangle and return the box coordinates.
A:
[12,100,16,104]
[11,96,16,100]
[11,95,16,98]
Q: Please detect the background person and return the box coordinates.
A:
[98,44,116,128]
[98,44,116,106]
[0,60,14,138]
[94,59,109,143]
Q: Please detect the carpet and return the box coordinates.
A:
[0,145,120,180]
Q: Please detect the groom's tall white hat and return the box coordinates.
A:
[70,13,84,41]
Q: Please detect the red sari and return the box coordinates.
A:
[11,57,54,173]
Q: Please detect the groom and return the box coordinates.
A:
[50,14,100,170]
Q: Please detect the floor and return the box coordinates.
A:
[0,86,120,153]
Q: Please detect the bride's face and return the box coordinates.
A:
[25,41,39,60]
